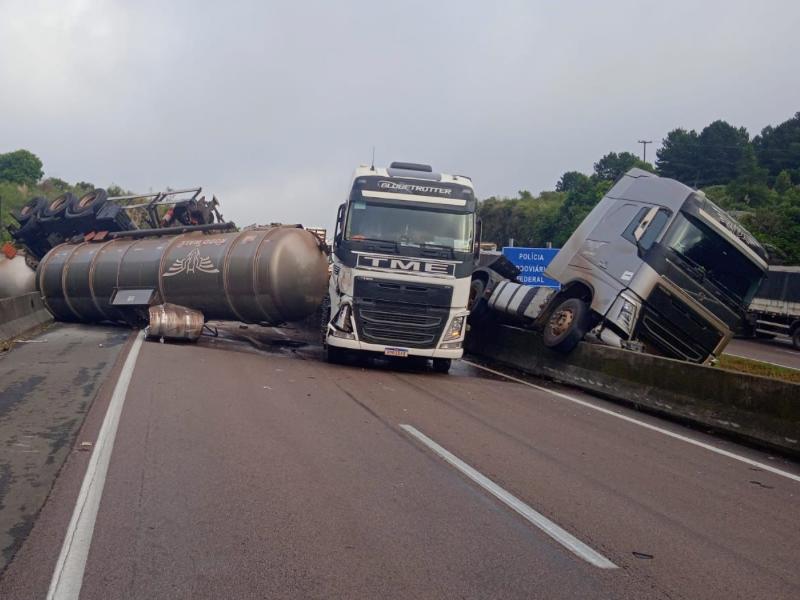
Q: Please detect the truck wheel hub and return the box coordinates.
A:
[549,308,574,337]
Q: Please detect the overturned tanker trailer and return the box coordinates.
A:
[36,225,330,340]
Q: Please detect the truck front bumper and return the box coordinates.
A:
[327,334,464,359]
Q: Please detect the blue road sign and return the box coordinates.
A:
[502,247,561,288]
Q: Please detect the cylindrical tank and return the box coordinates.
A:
[37,227,329,325]
[146,304,205,341]
[0,255,37,298]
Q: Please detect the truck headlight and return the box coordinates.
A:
[618,300,636,330]
[613,293,641,335]
[444,315,465,340]
[334,303,353,333]
[337,267,353,295]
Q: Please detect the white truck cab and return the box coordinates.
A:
[324,162,481,373]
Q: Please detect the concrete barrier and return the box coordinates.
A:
[0,293,53,345]
[466,320,800,457]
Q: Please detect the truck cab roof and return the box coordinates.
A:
[352,163,474,190]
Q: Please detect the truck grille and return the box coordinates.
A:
[353,277,452,348]
[356,303,446,347]
[635,285,724,363]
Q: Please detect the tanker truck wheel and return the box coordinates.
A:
[792,327,800,351]
[320,294,332,344]
[432,358,451,374]
[15,197,47,225]
[467,277,489,324]
[42,193,75,219]
[67,188,108,218]
[543,298,589,353]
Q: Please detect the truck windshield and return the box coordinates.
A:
[346,200,474,252]
[661,213,763,306]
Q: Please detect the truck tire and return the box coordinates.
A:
[320,294,331,344]
[793,328,800,351]
[14,197,47,225]
[42,193,75,219]
[543,298,589,353]
[326,344,348,364]
[467,277,489,324]
[432,358,452,373]
[67,189,108,218]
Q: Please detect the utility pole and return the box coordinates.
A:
[637,140,653,163]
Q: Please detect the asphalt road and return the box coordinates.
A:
[725,337,800,370]
[1,323,799,599]
[0,323,129,572]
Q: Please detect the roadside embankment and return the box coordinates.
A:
[466,320,800,457]
[0,293,53,347]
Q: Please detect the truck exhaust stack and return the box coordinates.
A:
[36,226,329,327]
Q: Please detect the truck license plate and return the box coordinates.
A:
[384,347,409,357]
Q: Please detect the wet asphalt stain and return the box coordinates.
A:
[71,361,108,398]
[72,366,90,387]
[100,331,129,347]
[0,376,46,421]
[2,512,34,565]
[0,463,10,511]
[56,340,82,357]
[41,418,79,465]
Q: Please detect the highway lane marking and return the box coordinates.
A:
[724,352,800,372]
[47,330,145,600]
[463,360,800,484]
[399,424,618,570]
[777,348,799,357]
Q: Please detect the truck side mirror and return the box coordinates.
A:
[474,219,483,260]
[334,203,345,247]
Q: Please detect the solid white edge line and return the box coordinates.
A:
[47,330,145,600]
[399,424,618,570]
[462,359,800,484]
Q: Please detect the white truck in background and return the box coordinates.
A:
[746,266,800,349]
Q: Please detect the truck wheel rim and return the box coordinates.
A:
[549,308,574,337]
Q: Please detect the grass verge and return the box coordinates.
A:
[717,353,800,385]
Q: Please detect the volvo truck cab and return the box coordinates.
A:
[547,168,769,362]
[484,169,768,363]
[324,162,480,373]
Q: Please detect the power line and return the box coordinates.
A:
[637,140,653,163]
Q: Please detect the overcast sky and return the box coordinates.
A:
[1,0,798,229]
